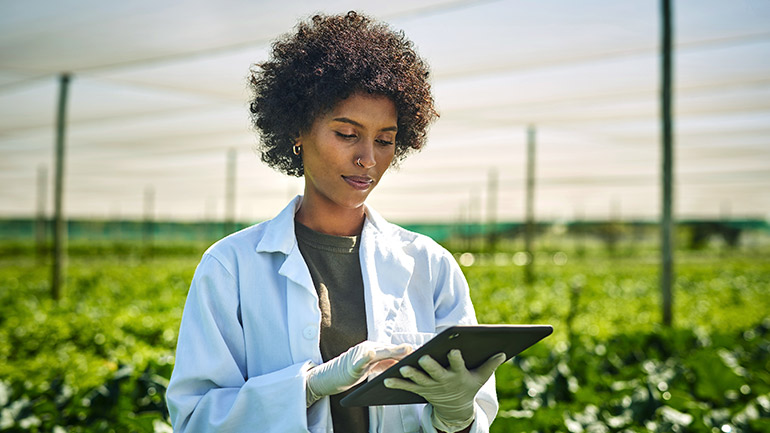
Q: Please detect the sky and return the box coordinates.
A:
[1,0,769,223]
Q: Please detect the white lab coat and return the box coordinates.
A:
[167,196,498,432]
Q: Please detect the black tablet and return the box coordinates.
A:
[340,324,553,407]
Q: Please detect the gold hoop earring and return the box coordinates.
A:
[293,144,301,156]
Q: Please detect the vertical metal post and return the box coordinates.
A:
[36,165,48,262]
[458,203,466,251]
[225,148,237,235]
[470,189,480,251]
[486,168,498,252]
[524,125,536,283]
[143,185,155,252]
[661,0,675,327]
[574,207,586,257]
[51,73,71,301]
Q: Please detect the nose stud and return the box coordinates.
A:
[356,158,364,168]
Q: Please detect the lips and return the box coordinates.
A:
[342,175,374,190]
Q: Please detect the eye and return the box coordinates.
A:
[376,139,394,146]
[335,132,357,140]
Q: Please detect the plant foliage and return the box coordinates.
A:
[0,243,768,432]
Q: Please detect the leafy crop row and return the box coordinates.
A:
[0,244,768,432]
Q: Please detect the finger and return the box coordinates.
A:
[416,355,448,379]
[474,352,507,380]
[446,349,468,372]
[399,365,434,386]
[354,343,411,372]
[351,347,378,373]
[369,358,398,375]
[383,377,419,392]
[373,343,413,360]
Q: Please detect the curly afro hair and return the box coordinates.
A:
[248,11,438,177]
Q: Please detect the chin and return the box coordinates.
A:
[337,195,369,210]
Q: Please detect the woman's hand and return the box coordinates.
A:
[305,341,412,406]
[384,350,506,432]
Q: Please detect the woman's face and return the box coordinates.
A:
[298,92,398,214]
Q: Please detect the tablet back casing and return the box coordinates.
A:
[340,324,553,407]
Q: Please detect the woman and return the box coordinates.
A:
[166,11,505,433]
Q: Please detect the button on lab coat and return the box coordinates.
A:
[167,197,498,432]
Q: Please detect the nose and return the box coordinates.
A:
[356,140,376,169]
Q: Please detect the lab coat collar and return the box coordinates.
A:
[255,195,415,343]
[255,195,303,255]
[254,195,396,254]
[257,197,317,315]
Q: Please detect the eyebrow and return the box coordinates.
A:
[332,117,398,132]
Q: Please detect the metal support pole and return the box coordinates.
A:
[51,73,71,301]
[36,165,48,262]
[487,168,498,252]
[468,188,476,252]
[524,125,536,284]
[661,0,675,327]
[457,203,466,251]
[143,185,155,253]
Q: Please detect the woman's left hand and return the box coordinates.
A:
[384,350,506,432]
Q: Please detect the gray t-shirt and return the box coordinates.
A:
[295,221,369,432]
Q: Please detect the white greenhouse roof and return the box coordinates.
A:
[1,0,769,223]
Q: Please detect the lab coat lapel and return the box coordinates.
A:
[279,245,321,363]
[257,196,316,297]
[257,196,321,363]
[278,244,316,297]
[360,207,414,343]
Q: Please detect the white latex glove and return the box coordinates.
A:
[384,350,506,432]
[305,341,412,407]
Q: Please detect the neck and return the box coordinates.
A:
[295,195,366,237]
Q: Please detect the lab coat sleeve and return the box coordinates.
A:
[422,248,499,433]
[431,248,479,330]
[166,254,309,432]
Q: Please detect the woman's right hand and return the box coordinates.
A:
[305,341,412,406]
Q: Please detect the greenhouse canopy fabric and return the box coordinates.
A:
[1,0,769,222]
